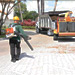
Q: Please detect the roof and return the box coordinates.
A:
[39,14,49,17]
[0,0,15,3]
[44,10,71,16]
[44,10,72,20]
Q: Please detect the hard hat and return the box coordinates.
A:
[13,16,20,21]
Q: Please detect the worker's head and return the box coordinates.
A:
[13,16,20,23]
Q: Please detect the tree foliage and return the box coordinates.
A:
[14,2,38,20]
[24,11,38,20]
[14,2,27,19]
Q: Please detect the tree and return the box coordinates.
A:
[37,0,40,15]
[24,11,38,20]
[41,0,44,14]
[14,2,38,21]
[53,0,58,11]
[14,2,27,21]
[0,0,22,35]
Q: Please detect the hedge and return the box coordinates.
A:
[0,26,35,38]
[22,26,35,29]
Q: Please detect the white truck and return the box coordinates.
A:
[36,14,55,35]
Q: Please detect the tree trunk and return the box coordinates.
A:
[0,20,3,35]
[0,26,2,35]
[41,0,44,14]
[19,2,23,22]
[53,0,58,11]
[37,0,40,15]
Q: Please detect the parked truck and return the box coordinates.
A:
[36,14,55,35]
[54,11,75,40]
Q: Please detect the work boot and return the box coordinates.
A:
[16,55,19,60]
[11,58,16,62]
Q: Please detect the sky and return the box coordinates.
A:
[0,1,75,19]
[26,1,75,16]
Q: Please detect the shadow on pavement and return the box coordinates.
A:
[20,52,34,59]
[58,37,75,42]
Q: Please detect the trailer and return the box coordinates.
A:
[36,14,55,35]
[53,11,75,40]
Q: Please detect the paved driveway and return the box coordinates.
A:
[0,30,75,75]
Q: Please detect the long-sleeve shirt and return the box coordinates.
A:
[8,23,28,41]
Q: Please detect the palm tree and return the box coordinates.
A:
[18,0,23,22]
[37,0,44,15]
[18,2,23,22]
[53,0,58,11]
[37,0,40,15]
[41,0,44,14]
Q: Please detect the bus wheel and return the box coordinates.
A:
[54,34,58,40]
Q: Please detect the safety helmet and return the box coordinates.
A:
[13,16,20,21]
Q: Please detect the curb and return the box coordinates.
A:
[0,38,8,41]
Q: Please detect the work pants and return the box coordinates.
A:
[9,39,21,58]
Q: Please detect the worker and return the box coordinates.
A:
[9,16,29,62]
[65,12,71,22]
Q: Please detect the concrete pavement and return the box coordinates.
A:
[0,41,75,75]
[0,30,75,75]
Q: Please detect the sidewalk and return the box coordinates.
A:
[0,41,75,75]
[0,30,75,75]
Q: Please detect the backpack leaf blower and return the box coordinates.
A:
[14,31,33,51]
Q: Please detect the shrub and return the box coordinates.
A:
[22,26,35,29]
[20,19,36,26]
